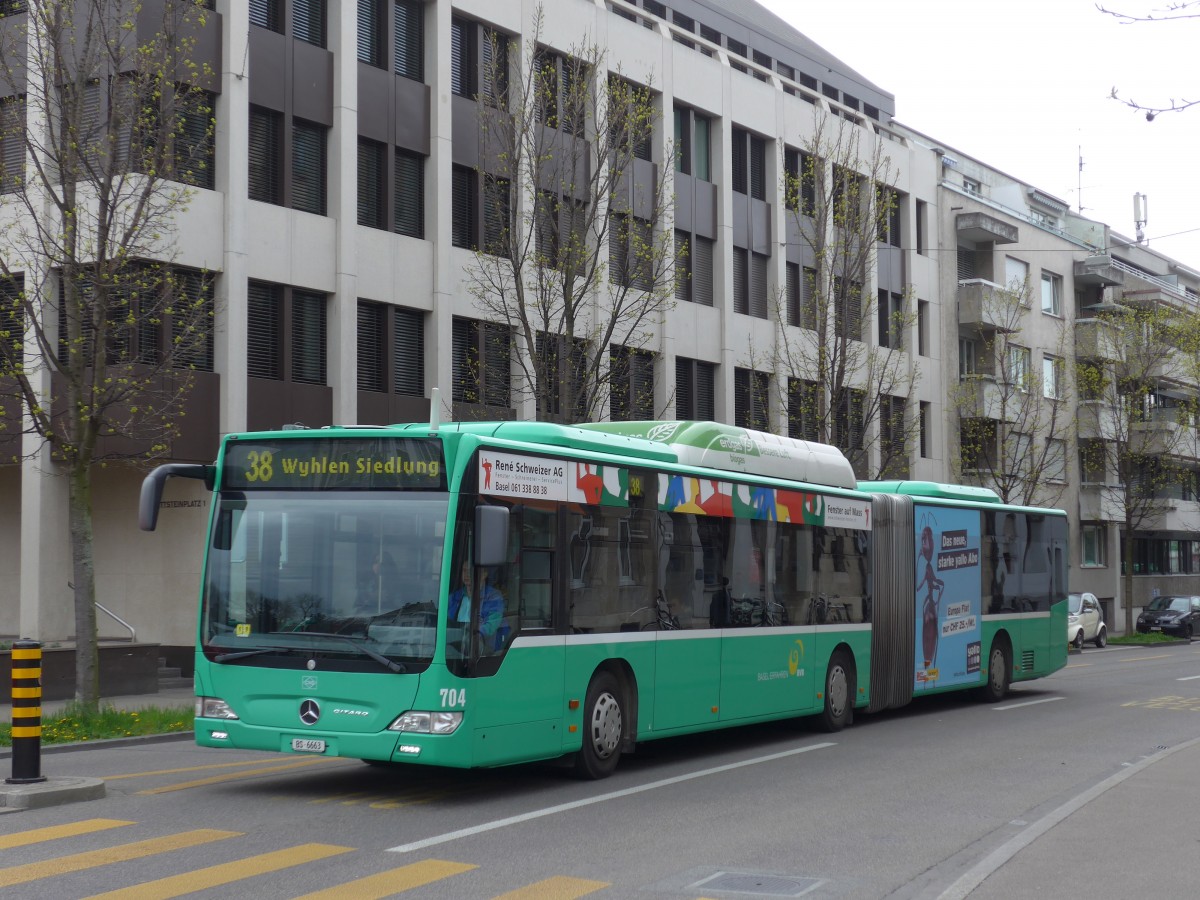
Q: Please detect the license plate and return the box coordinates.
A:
[291,738,326,753]
[1149,626,1161,632]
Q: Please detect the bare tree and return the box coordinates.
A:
[950,275,1075,508]
[1078,300,1200,633]
[464,6,677,424]
[1100,2,1199,119]
[770,111,920,478]
[0,0,216,707]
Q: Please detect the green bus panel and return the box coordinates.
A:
[653,633,722,730]
[717,630,815,720]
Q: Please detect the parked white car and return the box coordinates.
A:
[1068,592,1107,649]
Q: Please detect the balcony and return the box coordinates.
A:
[1130,410,1200,459]
[1078,484,1124,523]
[958,280,1021,334]
[955,212,1018,245]
[1074,256,1126,288]
[959,375,1016,423]
[1137,498,1200,534]
[1077,400,1119,440]
[1074,317,1121,362]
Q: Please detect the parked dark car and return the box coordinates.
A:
[1136,595,1200,639]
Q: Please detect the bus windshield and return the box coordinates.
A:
[202,491,448,670]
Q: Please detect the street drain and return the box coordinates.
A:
[690,871,823,896]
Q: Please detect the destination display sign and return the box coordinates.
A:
[222,437,445,490]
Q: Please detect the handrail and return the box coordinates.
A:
[96,602,136,643]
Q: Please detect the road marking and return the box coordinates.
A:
[386,742,836,853]
[0,819,134,850]
[292,860,477,899]
[107,757,344,781]
[0,830,239,890]
[1177,675,1200,681]
[1119,653,1171,662]
[937,735,1200,900]
[81,843,354,899]
[136,758,348,794]
[493,875,610,899]
[993,697,1064,711]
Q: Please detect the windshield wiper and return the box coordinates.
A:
[270,631,407,674]
[214,646,299,663]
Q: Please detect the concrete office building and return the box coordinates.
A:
[1,0,1196,672]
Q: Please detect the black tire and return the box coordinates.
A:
[1186,624,1194,641]
[1094,626,1107,649]
[1072,630,1084,651]
[575,671,624,780]
[819,650,854,732]
[977,641,1010,702]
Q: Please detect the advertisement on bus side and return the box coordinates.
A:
[915,505,982,691]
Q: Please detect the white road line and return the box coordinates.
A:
[993,697,1064,711]
[386,742,836,854]
[937,735,1200,900]
[1177,675,1200,681]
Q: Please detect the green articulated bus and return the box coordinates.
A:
[140,419,1068,779]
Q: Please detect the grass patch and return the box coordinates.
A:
[0,703,193,748]
[1108,632,1186,646]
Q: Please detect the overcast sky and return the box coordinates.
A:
[756,0,1198,265]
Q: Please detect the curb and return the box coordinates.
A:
[0,776,106,811]
[0,731,193,760]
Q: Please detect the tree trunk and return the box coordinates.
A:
[69,462,100,709]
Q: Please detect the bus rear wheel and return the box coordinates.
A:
[977,641,1010,702]
[575,671,624,780]
[819,650,854,732]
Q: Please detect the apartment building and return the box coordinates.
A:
[0,0,1194,662]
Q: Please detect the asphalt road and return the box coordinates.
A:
[2,641,1198,899]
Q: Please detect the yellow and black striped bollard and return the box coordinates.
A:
[6,640,47,785]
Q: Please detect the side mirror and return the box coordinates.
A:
[475,505,510,568]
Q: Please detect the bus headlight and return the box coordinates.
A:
[388,711,463,734]
[196,697,239,720]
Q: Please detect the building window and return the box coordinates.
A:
[734,367,769,430]
[786,264,817,330]
[878,290,904,350]
[1041,271,1062,315]
[249,0,283,33]
[610,345,655,421]
[291,290,327,385]
[673,106,711,181]
[1082,523,1107,567]
[248,106,282,204]
[962,176,981,196]
[292,119,327,215]
[784,148,816,216]
[1080,438,1106,483]
[293,0,326,47]
[917,300,929,356]
[1005,256,1029,293]
[1008,345,1031,390]
[734,249,768,318]
[609,213,652,289]
[357,301,387,392]
[834,389,866,469]
[357,138,386,229]
[394,149,424,238]
[1043,354,1061,399]
[247,282,283,379]
[881,394,908,478]
[732,128,766,200]
[915,199,926,254]
[451,17,475,97]
[876,187,901,247]
[394,0,424,81]
[358,0,385,66]
[920,401,931,458]
[358,302,425,396]
[676,357,715,420]
[451,165,475,249]
[692,235,713,305]
[787,378,819,442]
[834,277,862,341]
[959,338,978,377]
[394,306,424,395]
[0,95,24,194]
[452,317,510,408]
[483,175,511,256]
[1046,437,1067,482]
[674,231,690,301]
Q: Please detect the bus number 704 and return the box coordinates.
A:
[440,688,466,708]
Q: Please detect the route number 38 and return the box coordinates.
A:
[439,688,466,708]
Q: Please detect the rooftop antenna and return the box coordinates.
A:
[1133,192,1148,244]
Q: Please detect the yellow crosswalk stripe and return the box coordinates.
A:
[491,875,610,899]
[0,829,240,889]
[0,819,135,851]
[135,758,340,794]
[291,859,478,899]
[81,843,354,899]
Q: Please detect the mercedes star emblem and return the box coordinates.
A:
[299,699,321,726]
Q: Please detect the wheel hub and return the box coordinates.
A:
[589,692,622,758]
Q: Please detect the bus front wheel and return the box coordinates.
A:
[819,650,854,732]
[575,671,624,780]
